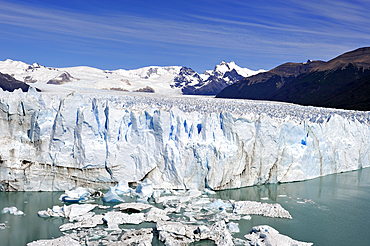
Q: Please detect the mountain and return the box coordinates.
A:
[0,60,264,96]
[172,61,265,95]
[0,72,33,92]
[216,47,370,111]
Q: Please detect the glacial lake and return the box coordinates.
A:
[1,167,370,246]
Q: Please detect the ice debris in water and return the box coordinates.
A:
[27,235,80,246]
[114,180,133,195]
[103,186,125,203]
[2,207,24,216]
[244,225,313,246]
[233,201,292,219]
[31,186,311,245]
[59,187,102,203]
[227,222,240,233]
[135,179,154,200]
[37,204,97,219]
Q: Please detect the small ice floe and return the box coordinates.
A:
[244,225,313,246]
[278,194,287,197]
[59,187,98,203]
[227,222,240,233]
[2,207,24,216]
[114,180,133,195]
[113,202,154,213]
[242,215,252,220]
[103,186,125,203]
[27,235,80,246]
[233,201,292,219]
[261,197,269,200]
[98,205,110,209]
[0,222,8,230]
[156,220,234,245]
[38,204,97,219]
[207,199,233,211]
[120,228,153,246]
[135,179,154,200]
[204,188,216,195]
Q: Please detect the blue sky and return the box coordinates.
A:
[0,0,369,72]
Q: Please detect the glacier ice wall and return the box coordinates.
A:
[1,88,370,191]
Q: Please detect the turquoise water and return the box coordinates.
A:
[1,168,370,245]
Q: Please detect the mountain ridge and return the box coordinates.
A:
[216,47,370,111]
[0,59,264,95]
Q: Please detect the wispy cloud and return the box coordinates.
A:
[0,0,369,71]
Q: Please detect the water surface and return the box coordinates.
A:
[1,168,370,245]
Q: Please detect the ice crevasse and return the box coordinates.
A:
[0,88,370,191]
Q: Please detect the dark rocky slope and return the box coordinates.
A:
[216,47,370,111]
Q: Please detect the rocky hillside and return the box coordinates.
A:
[216,47,370,111]
[0,72,32,92]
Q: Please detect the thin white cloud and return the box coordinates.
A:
[0,0,369,70]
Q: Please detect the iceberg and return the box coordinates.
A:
[37,203,97,219]
[1,90,370,191]
[244,225,313,246]
[135,179,154,199]
[103,186,125,203]
[27,236,80,246]
[2,206,24,216]
[59,187,95,203]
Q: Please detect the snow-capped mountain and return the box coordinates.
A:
[172,61,266,95]
[0,59,264,95]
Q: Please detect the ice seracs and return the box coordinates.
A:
[1,89,370,192]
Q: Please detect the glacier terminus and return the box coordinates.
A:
[1,87,370,191]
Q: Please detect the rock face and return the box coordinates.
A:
[1,89,370,191]
[0,72,31,92]
[217,47,370,111]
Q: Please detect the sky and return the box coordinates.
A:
[0,0,369,73]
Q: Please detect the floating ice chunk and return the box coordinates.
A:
[113,202,153,213]
[59,187,94,203]
[27,235,80,246]
[37,205,64,218]
[59,214,104,231]
[120,228,153,246]
[233,201,292,219]
[103,186,125,203]
[227,222,240,233]
[186,189,202,198]
[207,199,233,211]
[135,179,154,199]
[144,207,170,222]
[2,207,24,216]
[261,197,269,200]
[65,204,98,219]
[245,225,313,246]
[152,190,162,199]
[39,204,97,219]
[114,181,132,195]
[242,215,252,220]
[0,222,8,230]
[204,188,216,195]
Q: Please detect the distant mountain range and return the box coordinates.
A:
[216,47,370,111]
[0,60,264,95]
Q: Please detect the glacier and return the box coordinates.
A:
[0,87,370,191]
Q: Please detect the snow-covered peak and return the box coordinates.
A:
[0,59,266,96]
[211,61,265,78]
[115,66,181,79]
